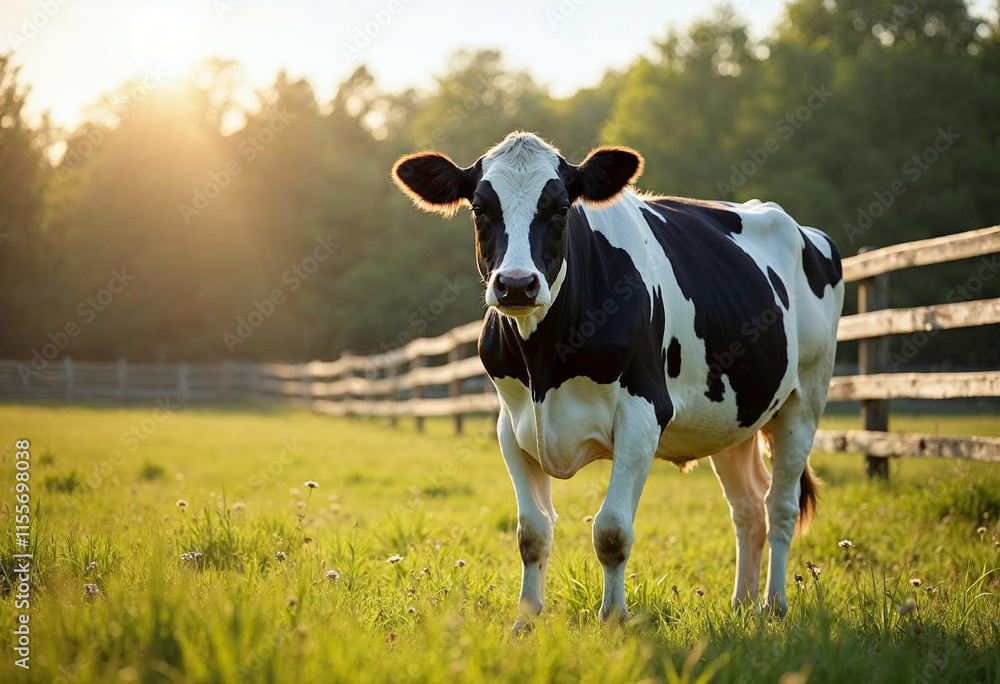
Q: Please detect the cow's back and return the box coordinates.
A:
[579,194,843,459]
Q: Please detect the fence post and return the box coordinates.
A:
[449,345,463,435]
[388,355,399,428]
[63,357,74,402]
[301,364,313,410]
[413,356,425,432]
[251,363,262,402]
[178,363,190,403]
[858,245,890,480]
[220,361,231,401]
[117,358,128,402]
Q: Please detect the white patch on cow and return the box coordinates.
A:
[513,261,566,339]
[480,133,562,330]
[493,375,619,479]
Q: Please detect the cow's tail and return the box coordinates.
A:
[797,463,821,533]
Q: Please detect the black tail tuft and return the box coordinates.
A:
[797,464,821,533]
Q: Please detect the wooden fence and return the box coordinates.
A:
[2,224,998,475]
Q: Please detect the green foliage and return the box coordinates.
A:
[43,470,84,494]
[0,1,999,367]
[139,461,165,481]
[0,404,998,682]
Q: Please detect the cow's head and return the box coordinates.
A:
[392,132,643,323]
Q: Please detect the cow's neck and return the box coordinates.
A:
[510,261,568,339]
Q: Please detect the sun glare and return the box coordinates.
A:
[127,6,208,77]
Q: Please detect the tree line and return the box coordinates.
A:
[1,0,998,369]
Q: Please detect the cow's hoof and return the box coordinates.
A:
[599,605,629,625]
[761,600,787,618]
[511,617,534,635]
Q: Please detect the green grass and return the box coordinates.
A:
[1,403,999,683]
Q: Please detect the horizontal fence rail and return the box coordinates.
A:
[2,224,998,471]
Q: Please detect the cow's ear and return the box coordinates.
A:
[391,152,480,217]
[566,146,644,206]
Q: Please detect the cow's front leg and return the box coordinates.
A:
[498,412,556,632]
[593,400,659,622]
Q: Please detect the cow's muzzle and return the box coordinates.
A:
[493,271,541,311]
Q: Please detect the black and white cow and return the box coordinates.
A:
[392,132,844,627]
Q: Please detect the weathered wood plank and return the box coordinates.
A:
[312,392,499,418]
[828,371,1000,401]
[814,429,1000,463]
[838,297,1000,341]
[841,224,1000,282]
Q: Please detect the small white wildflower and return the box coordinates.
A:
[326,569,340,581]
[838,539,853,550]
[232,502,245,512]
[897,598,917,616]
[86,561,99,573]
[176,499,188,508]
[456,559,466,568]
[304,480,319,489]
[387,555,404,564]
[82,583,100,597]
[275,551,287,562]
[910,578,922,587]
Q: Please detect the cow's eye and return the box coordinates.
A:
[472,204,484,219]
[556,205,570,219]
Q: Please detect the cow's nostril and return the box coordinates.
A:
[495,272,540,307]
[525,275,540,299]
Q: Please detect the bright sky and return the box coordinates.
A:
[2,0,996,130]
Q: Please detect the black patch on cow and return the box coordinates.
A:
[800,229,842,299]
[643,198,788,428]
[648,196,744,235]
[471,181,509,281]
[593,525,629,568]
[527,178,570,286]
[479,207,674,430]
[768,267,789,309]
[517,524,546,566]
[667,337,682,378]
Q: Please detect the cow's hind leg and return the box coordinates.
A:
[498,413,556,632]
[593,396,659,622]
[761,360,829,613]
[711,434,770,609]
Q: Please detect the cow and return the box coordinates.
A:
[391,131,844,629]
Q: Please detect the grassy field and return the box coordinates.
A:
[1,403,999,683]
